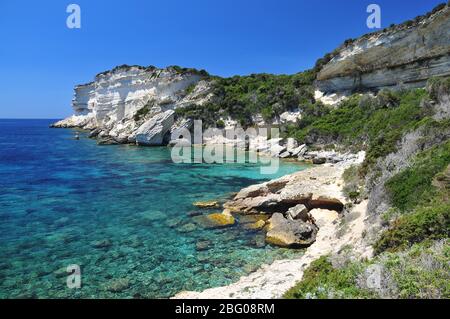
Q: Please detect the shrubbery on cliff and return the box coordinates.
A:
[176,71,316,127]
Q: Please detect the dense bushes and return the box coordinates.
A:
[427,76,450,101]
[385,141,450,212]
[285,240,449,299]
[374,203,450,254]
[284,256,372,299]
[374,141,450,254]
[287,88,430,174]
[176,71,316,127]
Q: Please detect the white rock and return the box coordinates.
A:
[280,110,301,124]
[270,144,286,157]
[135,110,175,145]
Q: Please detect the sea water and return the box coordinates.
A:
[0,119,309,298]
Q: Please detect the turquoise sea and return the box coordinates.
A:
[0,119,309,298]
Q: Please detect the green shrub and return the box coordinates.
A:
[427,76,450,100]
[383,240,450,299]
[385,140,450,212]
[374,203,450,254]
[342,165,364,201]
[283,256,372,299]
[133,99,155,121]
[176,70,316,128]
[216,119,225,128]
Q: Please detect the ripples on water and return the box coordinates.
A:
[0,119,309,298]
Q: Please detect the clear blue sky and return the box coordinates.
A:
[0,0,444,118]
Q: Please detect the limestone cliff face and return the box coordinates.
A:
[52,65,213,144]
[316,5,450,93]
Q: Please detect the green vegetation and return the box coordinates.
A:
[374,203,449,254]
[176,71,316,127]
[168,65,209,77]
[285,76,450,299]
[427,76,450,101]
[284,256,373,299]
[286,88,431,175]
[133,99,155,122]
[284,240,449,299]
[184,83,196,95]
[216,119,225,129]
[342,164,364,201]
[373,141,450,254]
[385,141,450,212]
[383,240,450,299]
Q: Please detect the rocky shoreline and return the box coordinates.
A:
[174,151,370,298]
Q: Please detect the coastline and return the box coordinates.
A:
[174,153,371,299]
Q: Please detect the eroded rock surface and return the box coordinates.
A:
[316,5,450,94]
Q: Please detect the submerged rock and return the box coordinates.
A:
[91,239,112,249]
[178,223,197,233]
[244,220,266,230]
[105,278,130,292]
[196,240,212,251]
[205,212,235,227]
[193,201,219,209]
[265,213,318,248]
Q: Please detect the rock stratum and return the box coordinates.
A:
[316,4,450,93]
[53,5,450,142]
[52,65,213,145]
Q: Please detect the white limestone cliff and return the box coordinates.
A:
[316,4,450,96]
[52,65,213,145]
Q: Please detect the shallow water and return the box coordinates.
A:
[0,119,309,298]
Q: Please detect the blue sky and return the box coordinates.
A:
[0,0,444,118]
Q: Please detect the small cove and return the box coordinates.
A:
[0,119,310,298]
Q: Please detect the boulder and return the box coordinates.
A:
[279,151,291,158]
[205,211,235,227]
[193,200,219,208]
[270,144,286,157]
[97,137,119,145]
[312,157,326,165]
[195,240,212,251]
[244,220,266,230]
[291,144,307,157]
[265,213,317,248]
[105,278,130,292]
[286,204,309,221]
[91,239,112,249]
[135,110,175,145]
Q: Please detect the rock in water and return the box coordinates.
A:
[105,278,130,292]
[266,213,317,248]
[206,211,235,227]
[135,110,175,145]
[91,239,112,249]
[193,201,219,208]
